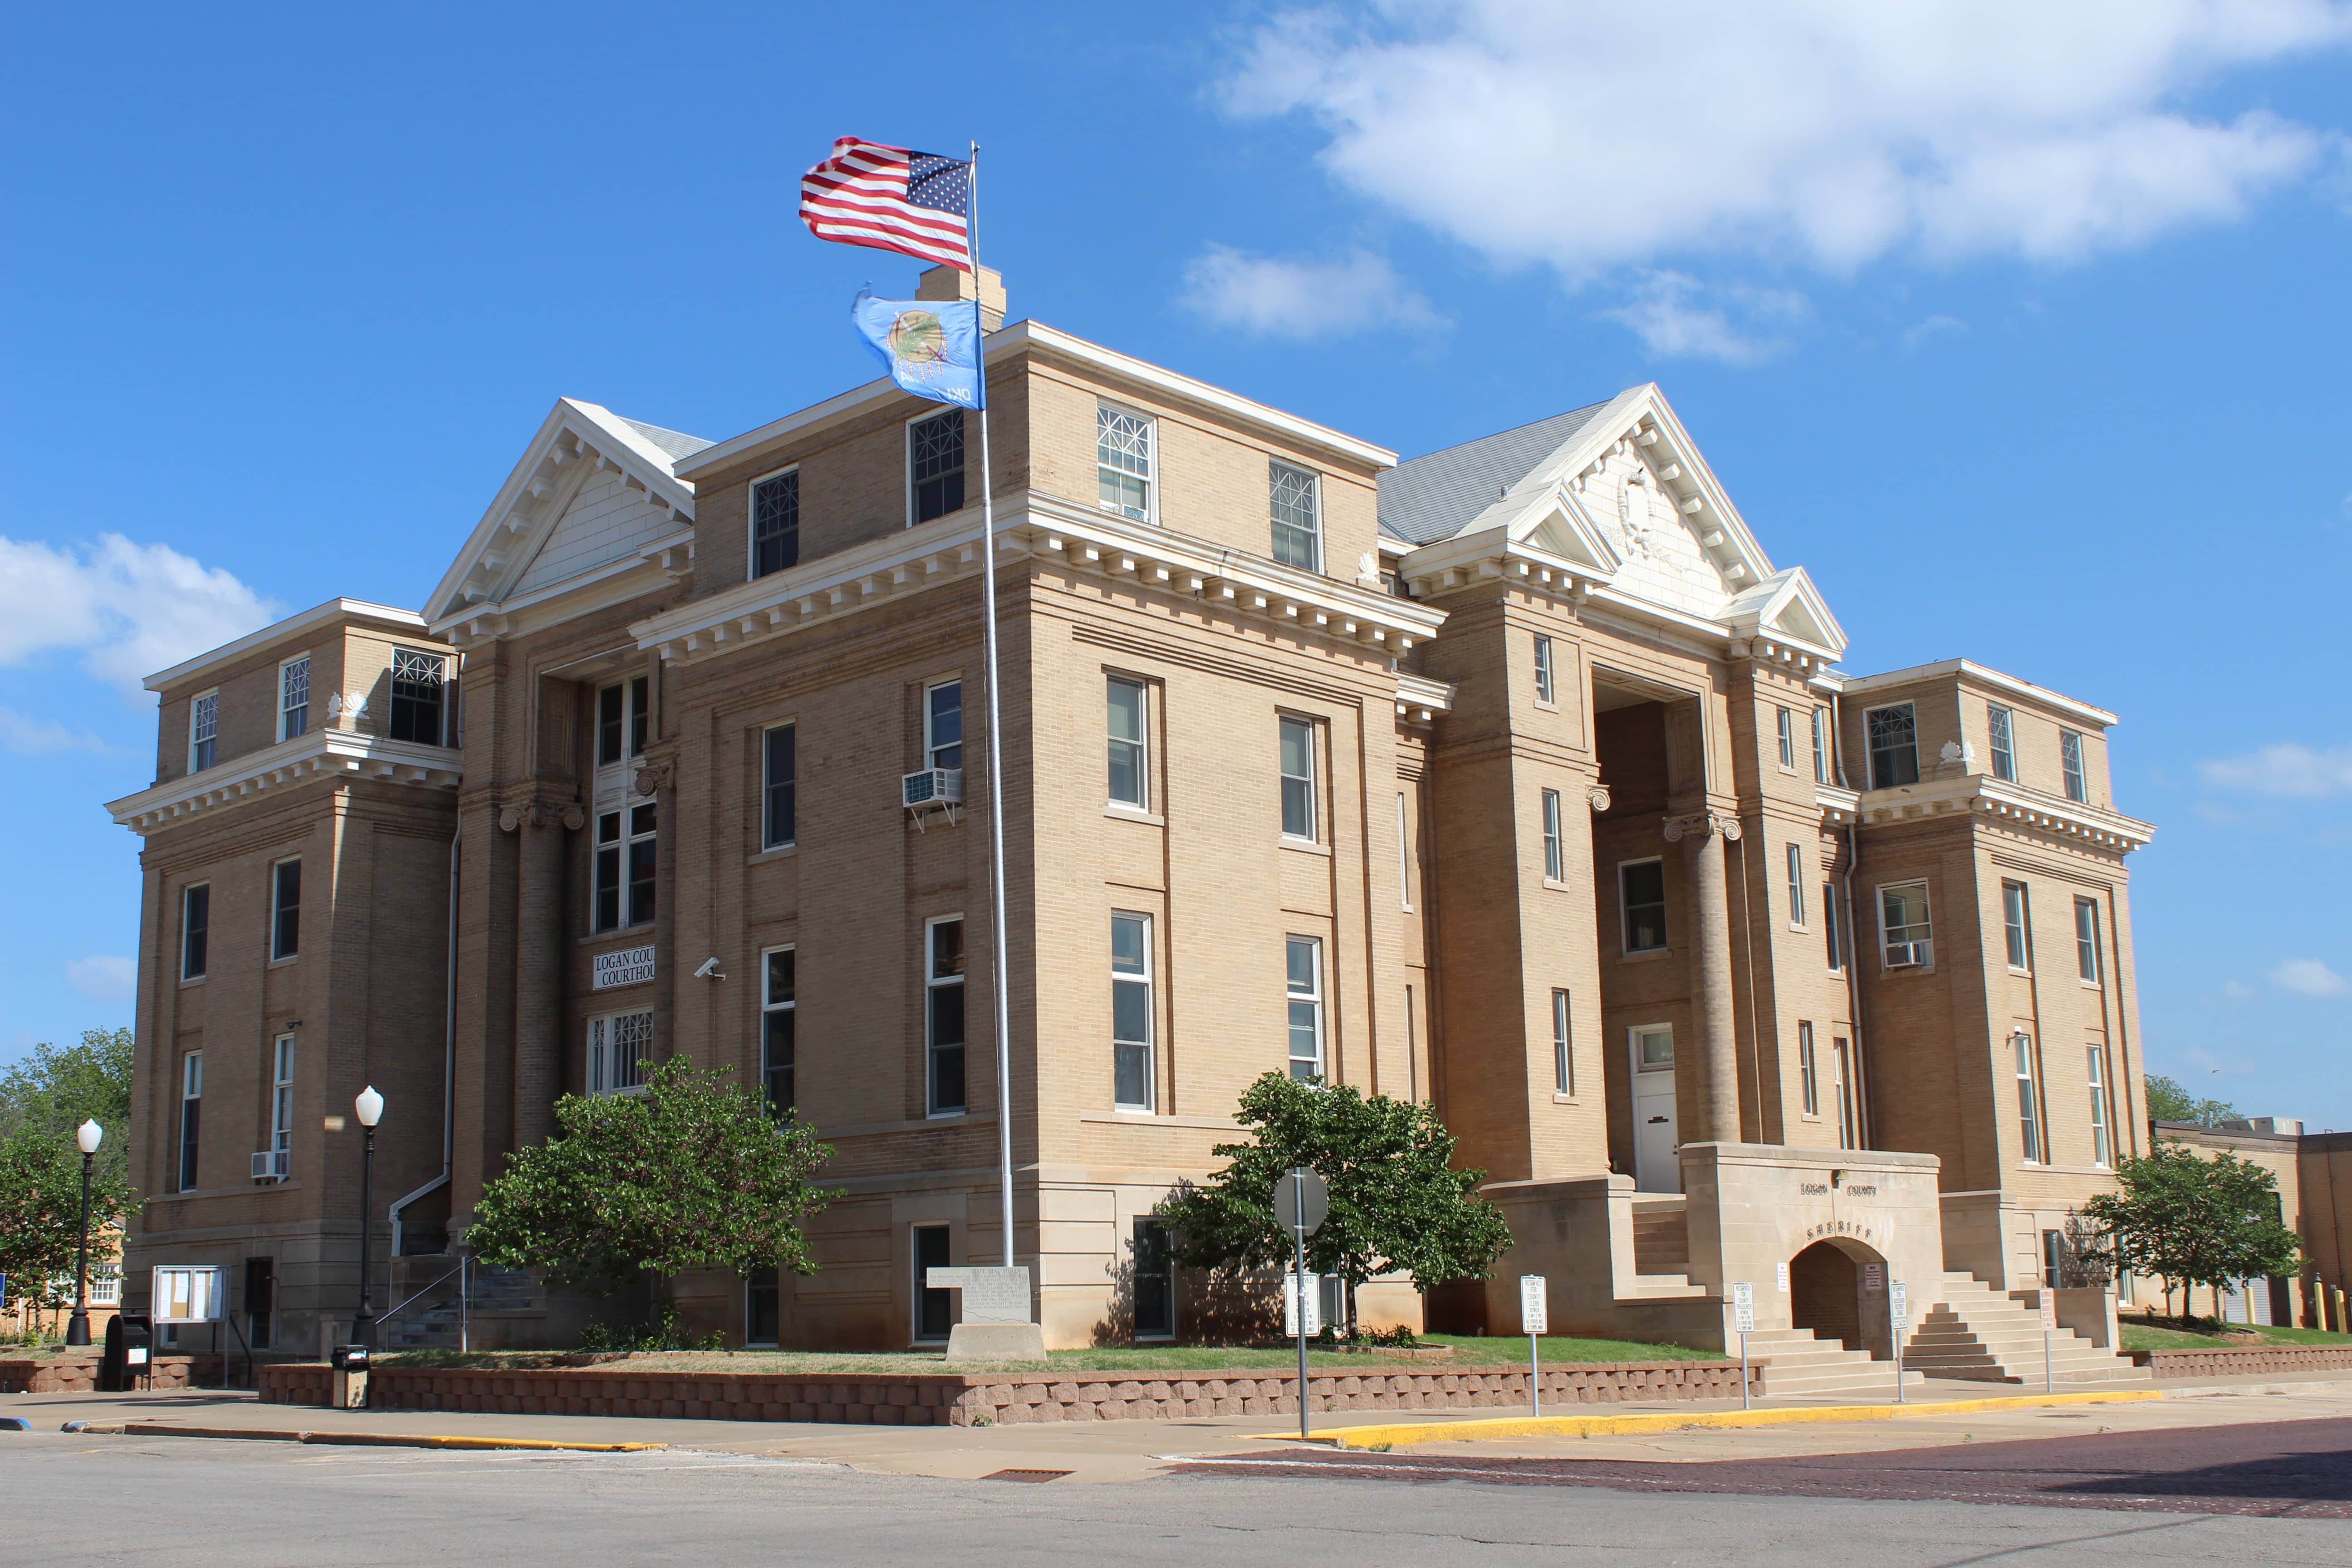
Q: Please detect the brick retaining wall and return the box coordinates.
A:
[2131,1345,2352,1379]
[0,1355,220,1394]
[259,1359,1752,1426]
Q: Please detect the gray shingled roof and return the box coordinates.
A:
[622,417,716,465]
[1377,402,1613,546]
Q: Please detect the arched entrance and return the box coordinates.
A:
[1788,1238,1892,1360]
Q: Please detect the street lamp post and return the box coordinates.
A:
[64,1119,103,1347]
[352,1087,384,1350]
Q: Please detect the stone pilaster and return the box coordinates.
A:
[499,795,580,1149]
[1665,809,1742,1143]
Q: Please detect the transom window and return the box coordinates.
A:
[1988,705,2016,782]
[1866,703,1918,789]
[1541,788,1564,882]
[1620,859,1667,953]
[910,409,965,524]
[279,656,309,742]
[1107,676,1148,809]
[763,723,797,849]
[926,916,967,1115]
[1097,405,1153,520]
[1269,461,1320,571]
[926,680,963,773]
[1285,936,1324,1081]
[1279,715,1318,840]
[598,677,649,768]
[1634,1026,1673,1071]
[1112,913,1153,1111]
[389,649,447,745]
[2060,729,2088,803]
[762,947,795,1114]
[589,1010,654,1097]
[752,469,800,578]
[189,690,218,773]
[594,803,657,931]
[1880,882,1932,968]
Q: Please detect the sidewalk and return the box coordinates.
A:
[9,1372,2352,1484]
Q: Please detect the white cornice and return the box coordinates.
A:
[1841,658,2117,729]
[630,490,1445,665]
[106,730,463,835]
[1824,772,2153,853]
[434,529,694,647]
[673,320,1397,482]
[144,600,431,694]
[1397,672,1455,723]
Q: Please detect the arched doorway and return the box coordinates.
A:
[1788,1238,1892,1360]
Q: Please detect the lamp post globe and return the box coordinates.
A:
[64,1121,104,1347]
[353,1088,383,1350]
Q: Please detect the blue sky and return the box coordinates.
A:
[4,1,2348,1126]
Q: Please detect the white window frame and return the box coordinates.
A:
[588,1009,654,1098]
[596,676,650,773]
[2014,1031,2045,1164]
[1107,675,1148,810]
[1798,1022,1819,1117]
[762,721,797,851]
[1278,714,1318,843]
[1987,704,2016,782]
[1775,706,1796,769]
[265,1034,294,1181]
[926,914,967,1117]
[905,407,968,529]
[1285,935,1325,1081]
[278,654,310,743]
[1551,989,1573,1096]
[2087,1044,2113,1168]
[1540,788,1565,883]
[1632,1023,1674,1074]
[1833,1036,1858,1150]
[1534,636,1556,706]
[1619,857,1668,954]
[269,857,301,963]
[189,688,219,774]
[1811,706,1831,784]
[761,946,795,1113]
[2002,881,2032,972]
[593,803,657,933]
[1396,791,1413,911]
[2074,897,2103,985]
[1864,702,1919,790]
[389,647,448,746]
[1096,402,1156,523]
[925,677,965,774]
[1878,880,1932,969]
[2060,728,2088,803]
[178,1052,202,1192]
[1785,842,1807,929]
[1269,460,1321,573]
[1823,881,1843,973]
[748,463,801,580]
[1112,912,1154,1112]
[181,882,210,982]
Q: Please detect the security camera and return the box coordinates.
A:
[692,956,725,980]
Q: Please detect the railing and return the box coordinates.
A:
[379,1257,470,1352]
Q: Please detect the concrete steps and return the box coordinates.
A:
[1742,1327,1928,1398]
[384,1264,535,1350]
[1630,1199,1690,1276]
[1901,1273,2145,1385]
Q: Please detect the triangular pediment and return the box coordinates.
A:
[1726,567,1847,658]
[1509,492,1622,575]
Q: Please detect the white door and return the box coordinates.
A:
[1631,1026,1679,1192]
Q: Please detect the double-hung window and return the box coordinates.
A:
[1798,1022,1819,1116]
[1269,461,1320,571]
[1811,706,1830,783]
[279,655,309,741]
[2060,729,2088,802]
[1823,883,1843,971]
[1785,843,1806,927]
[1620,859,1667,953]
[763,724,797,849]
[1112,913,1153,1110]
[2087,1046,2113,1167]
[1107,677,1148,809]
[1833,1037,1857,1149]
[2074,898,2102,984]
[2002,882,2031,970]
[588,1010,653,1097]
[1988,705,2016,781]
[926,916,966,1115]
[189,690,218,773]
[1866,703,1918,789]
[1285,936,1324,1081]
[389,649,446,745]
[1551,989,1573,1096]
[926,680,963,772]
[593,803,657,931]
[1534,637,1556,705]
[762,947,795,1113]
[1279,715,1317,840]
[751,469,800,578]
[265,1035,294,1181]
[177,1052,202,1191]
[1776,706,1795,769]
[1880,882,1932,968]
[598,677,650,766]
[909,409,965,524]
[1097,405,1153,520]
[2014,1033,2044,1163]
[270,859,301,961]
[1540,789,1565,882]
[181,884,210,981]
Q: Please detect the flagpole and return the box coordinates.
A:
[967,141,1017,1276]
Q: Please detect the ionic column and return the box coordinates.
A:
[1664,809,1742,1144]
[500,797,581,1149]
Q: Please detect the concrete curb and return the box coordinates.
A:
[71,1422,663,1453]
[1259,1387,2167,1449]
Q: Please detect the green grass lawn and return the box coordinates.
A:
[2119,1315,2352,1352]
[378,1332,1714,1375]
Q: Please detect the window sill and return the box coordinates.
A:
[1543,877,1571,892]
[580,923,656,945]
[180,975,206,988]
[1618,947,1671,963]
[1880,963,1935,975]
[268,955,298,969]
[148,1181,304,1202]
[1787,923,1808,934]
[1279,837,1332,858]
[1106,804,1165,826]
[1534,700,1559,714]
[1550,1094,1580,1105]
[1079,1111,1240,1131]
[2078,979,2104,990]
[2008,966,2032,977]
[746,843,798,866]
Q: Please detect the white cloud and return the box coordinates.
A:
[0,705,122,755]
[1220,2,2351,276]
[1902,314,1970,350]
[1182,245,1444,338]
[65,955,135,1003]
[2222,979,2255,1002]
[0,534,279,699]
[2198,742,2352,796]
[1600,271,1807,363]
[2270,958,2352,997]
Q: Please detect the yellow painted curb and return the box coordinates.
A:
[1255,1388,2166,1450]
[115,1422,662,1453]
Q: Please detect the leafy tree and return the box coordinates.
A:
[0,1028,139,1315]
[0,1028,136,1192]
[467,1059,837,1287]
[1155,1072,1514,1336]
[2078,1144,2301,1327]
[2143,1073,2239,1129]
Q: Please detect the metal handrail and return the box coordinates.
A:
[377,1259,466,1331]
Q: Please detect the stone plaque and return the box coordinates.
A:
[926,1265,1032,1324]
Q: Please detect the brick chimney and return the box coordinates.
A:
[916,263,1006,331]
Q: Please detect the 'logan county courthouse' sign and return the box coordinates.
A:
[593,946,656,990]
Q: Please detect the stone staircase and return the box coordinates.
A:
[1743,1328,1929,1399]
[384,1264,535,1350]
[1629,1196,1690,1279]
[1901,1273,2145,1385]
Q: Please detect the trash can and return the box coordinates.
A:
[101,1314,153,1393]
[328,1343,370,1410]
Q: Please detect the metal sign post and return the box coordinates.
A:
[1889,1281,1909,1404]
[1730,1283,1755,1410]
[1520,1274,1549,1417]
[2038,1289,2058,1393]
[1274,1167,1329,1443]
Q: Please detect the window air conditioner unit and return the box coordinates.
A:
[251,1149,289,1181]
[902,768,964,810]
[1884,939,1931,970]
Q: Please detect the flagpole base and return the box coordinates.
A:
[943,1322,1046,1366]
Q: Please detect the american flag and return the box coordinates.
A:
[800,137,972,272]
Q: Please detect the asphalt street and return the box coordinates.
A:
[3,1418,2350,1565]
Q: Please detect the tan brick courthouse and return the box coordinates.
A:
[109,270,2216,1381]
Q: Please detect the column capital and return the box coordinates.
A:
[496,794,584,833]
[1663,810,1741,843]
[1587,783,1613,813]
